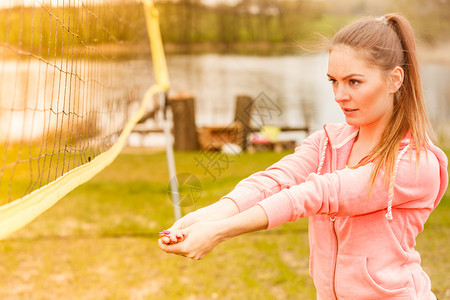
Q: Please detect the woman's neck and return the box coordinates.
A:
[347,123,387,167]
[356,124,385,150]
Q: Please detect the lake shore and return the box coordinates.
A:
[1,41,448,65]
[163,41,450,65]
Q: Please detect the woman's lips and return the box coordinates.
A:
[342,107,358,116]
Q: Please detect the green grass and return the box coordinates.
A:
[0,149,448,299]
[0,143,101,205]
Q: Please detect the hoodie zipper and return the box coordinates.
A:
[324,125,339,299]
[331,216,338,299]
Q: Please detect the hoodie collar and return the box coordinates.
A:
[323,123,359,149]
[324,123,415,150]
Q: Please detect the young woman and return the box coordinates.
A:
[158,14,448,299]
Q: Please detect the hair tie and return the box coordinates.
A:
[375,16,388,25]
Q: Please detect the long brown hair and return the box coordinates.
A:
[330,14,433,188]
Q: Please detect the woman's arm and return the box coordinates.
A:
[222,130,324,213]
[165,131,324,231]
[258,147,443,229]
[158,204,268,260]
[167,198,240,231]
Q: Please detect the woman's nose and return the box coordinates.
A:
[334,85,350,102]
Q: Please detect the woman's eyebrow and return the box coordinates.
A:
[327,73,365,80]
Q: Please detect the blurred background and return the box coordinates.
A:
[136,0,450,147]
[1,0,449,148]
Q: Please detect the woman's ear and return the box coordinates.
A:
[389,66,404,94]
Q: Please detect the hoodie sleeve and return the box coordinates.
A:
[221,130,325,212]
[258,146,445,229]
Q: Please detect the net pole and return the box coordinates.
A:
[162,92,181,220]
[141,0,181,220]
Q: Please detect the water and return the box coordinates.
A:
[2,54,449,146]
[0,58,150,144]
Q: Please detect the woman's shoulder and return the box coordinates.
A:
[398,135,447,171]
[396,139,447,196]
[394,144,446,209]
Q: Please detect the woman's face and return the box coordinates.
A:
[327,45,395,131]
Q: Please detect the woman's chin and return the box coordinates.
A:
[344,118,360,127]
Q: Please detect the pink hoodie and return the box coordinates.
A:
[222,123,448,299]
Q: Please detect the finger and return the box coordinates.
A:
[158,238,168,249]
[158,239,177,250]
[175,232,184,242]
[158,239,186,255]
[159,238,173,250]
[161,236,171,244]
[159,230,171,236]
[179,227,190,236]
[169,234,178,243]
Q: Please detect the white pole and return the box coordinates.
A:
[161,92,182,220]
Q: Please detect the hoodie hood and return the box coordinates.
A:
[427,141,448,208]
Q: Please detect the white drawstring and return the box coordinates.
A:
[386,145,410,220]
[317,137,329,175]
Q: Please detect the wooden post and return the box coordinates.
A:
[234,95,253,149]
[168,93,199,151]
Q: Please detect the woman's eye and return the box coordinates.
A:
[328,78,338,85]
[349,79,360,86]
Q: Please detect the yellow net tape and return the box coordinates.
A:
[0,0,169,239]
[142,0,170,91]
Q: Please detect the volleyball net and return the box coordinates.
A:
[0,0,170,239]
